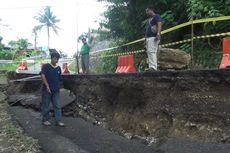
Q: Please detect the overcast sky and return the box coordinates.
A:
[0,0,107,56]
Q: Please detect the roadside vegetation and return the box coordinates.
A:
[87,0,230,73]
[0,74,40,153]
[0,6,62,72]
[0,102,40,153]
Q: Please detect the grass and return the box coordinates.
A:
[0,75,7,84]
[34,58,50,64]
[0,101,40,153]
[0,58,50,71]
[0,63,18,71]
[68,59,77,72]
[0,75,40,152]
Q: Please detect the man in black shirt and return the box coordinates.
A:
[41,52,65,127]
[145,5,162,71]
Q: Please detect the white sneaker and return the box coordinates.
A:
[56,122,65,127]
[43,121,51,126]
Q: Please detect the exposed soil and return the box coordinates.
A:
[6,70,230,150]
[62,69,230,145]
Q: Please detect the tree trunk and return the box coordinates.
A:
[47,26,50,54]
[34,33,37,50]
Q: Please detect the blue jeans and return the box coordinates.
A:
[41,90,62,124]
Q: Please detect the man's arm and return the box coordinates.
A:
[41,74,51,93]
[156,22,162,41]
[58,66,64,88]
[87,37,94,48]
[157,22,162,35]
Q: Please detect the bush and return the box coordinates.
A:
[0,50,16,60]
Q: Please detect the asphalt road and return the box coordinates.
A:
[10,107,158,153]
[17,58,74,74]
[10,106,230,153]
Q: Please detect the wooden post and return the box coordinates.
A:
[76,52,80,74]
[191,2,194,69]
[191,20,194,69]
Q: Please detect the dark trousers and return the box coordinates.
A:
[81,54,89,74]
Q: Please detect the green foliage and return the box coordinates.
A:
[0,36,3,43]
[0,50,15,60]
[97,0,188,42]
[34,6,60,34]
[193,39,222,69]
[135,52,148,72]
[93,0,230,72]
[92,29,110,41]
[0,44,4,50]
[32,25,42,34]
[68,60,76,72]
[90,51,117,74]
[32,26,42,49]
[180,43,191,53]
[0,63,18,71]
[101,52,117,73]
[187,0,229,19]
[161,11,175,28]
[8,38,32,51]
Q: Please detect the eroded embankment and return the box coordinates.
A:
[62,70,230,145]
[7,70,230,146]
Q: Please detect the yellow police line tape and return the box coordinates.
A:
[90,31,230,58]
[161,32,230,47]
[93,16,230,53]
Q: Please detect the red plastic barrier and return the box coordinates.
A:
[115,54,136,73]
[62,63,70,74]
[118,56,126,73]
[223,37,230,54]
[220,37,230,69]
[18,60,28,70]
[124,55,136,73]
[115,56,122,73]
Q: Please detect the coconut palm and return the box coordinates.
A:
[34,6,60,50]
[32,26,41,50]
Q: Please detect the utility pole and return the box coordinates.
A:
[75,2,80,74]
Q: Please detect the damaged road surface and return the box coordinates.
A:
[8,89,75,110]
[10,106,230,153]
[6,70,230,153]
[10,107,158,153]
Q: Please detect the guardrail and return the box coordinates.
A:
[0,60,13,64]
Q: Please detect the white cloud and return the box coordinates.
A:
[0,0,107,56]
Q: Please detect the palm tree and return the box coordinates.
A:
[32,26,41,50]
[34,6,60,51]
[0,36,3,44]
